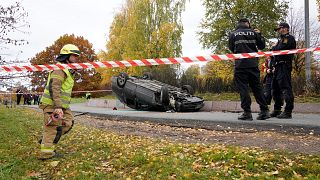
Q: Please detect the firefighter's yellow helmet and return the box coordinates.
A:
[60,44,80,56]
[56,44,80,62]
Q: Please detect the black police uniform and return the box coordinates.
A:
[228,22,269,120]
[271,33,296,117]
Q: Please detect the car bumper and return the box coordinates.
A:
[178,101,204,111]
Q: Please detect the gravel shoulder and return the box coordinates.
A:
[75,115,320,155]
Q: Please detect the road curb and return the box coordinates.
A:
[75,111,320,136]
[22,104,320,136]
[86,99,320,114]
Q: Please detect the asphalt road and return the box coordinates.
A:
[70,103,320,135]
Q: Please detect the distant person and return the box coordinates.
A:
[16,89,23,105]
[85,92,91,100]
[38,44,81,160]
[33,93,39,105]
[38,94,42,105]
[27,93,32,105]
[23,93,28,105]
[228,18,270,121]
[271,22,296,119]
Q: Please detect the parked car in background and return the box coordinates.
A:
[111,73,204,112]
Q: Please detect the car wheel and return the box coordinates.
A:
[143,72,153,80]
[117,73,128,88]
[160,86,169,106]
[182,85,194,95]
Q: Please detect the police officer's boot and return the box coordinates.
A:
[270,110,282,117]
[276,111,292,119]
[256,110,271,120]
[238,112,253,121]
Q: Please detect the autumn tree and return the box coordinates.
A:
[200,61,235,93]
[286,7,320,94]
[0,2,29,52]
[98,0,186,87]
[180,64,201,91]
[287,8,320,76]
[198,0,288,53]
[29,34,102,96]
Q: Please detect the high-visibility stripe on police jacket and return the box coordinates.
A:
[40,68,74,109]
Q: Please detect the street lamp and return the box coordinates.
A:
[305,0,311,84]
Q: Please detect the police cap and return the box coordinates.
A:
[238,18,250,24]
[274,22,290,31]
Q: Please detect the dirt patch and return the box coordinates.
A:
[75,115,320,155]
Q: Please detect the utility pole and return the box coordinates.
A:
[305,0,311,84]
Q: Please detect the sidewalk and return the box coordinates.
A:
[70,103,320,135]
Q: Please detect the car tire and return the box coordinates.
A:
[182,85,194,95]
[160,86,169,106]
[117,73,128,88]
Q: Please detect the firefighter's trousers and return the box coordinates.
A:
[39,104,74,156]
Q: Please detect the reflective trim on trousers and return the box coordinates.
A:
[40,144,55,153]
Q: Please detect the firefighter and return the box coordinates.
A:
[271,22,296,119]
[38,44,80,159]
[228,18,270,120]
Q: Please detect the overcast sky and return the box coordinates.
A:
[1,0,319,64]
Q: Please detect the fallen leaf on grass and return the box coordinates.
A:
[266,170,279,176]
[50,161,59,167]
[27,171,41,177]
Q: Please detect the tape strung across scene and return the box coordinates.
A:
[1,47,319,73]
[0,90,113,95]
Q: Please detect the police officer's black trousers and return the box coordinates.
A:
[17,95,22,105]
[272,63,294,113]
[234,67,268,112]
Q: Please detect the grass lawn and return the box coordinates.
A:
[197,92,320,103]
[75,93,320,104]
[2,106,318,179]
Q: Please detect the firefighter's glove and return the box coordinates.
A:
[53,108,64,119]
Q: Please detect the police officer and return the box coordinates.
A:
[39,44,80,159]
[228,18,270,120]
[271,22,296,119]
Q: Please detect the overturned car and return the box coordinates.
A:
[111,73,204,112]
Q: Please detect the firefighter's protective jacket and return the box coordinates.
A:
[40,69,74,109]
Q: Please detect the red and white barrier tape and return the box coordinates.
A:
[0,89,112,95]
[1,47,319,73]
[72,90,112,93]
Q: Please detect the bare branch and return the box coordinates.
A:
[0,2,29,48]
